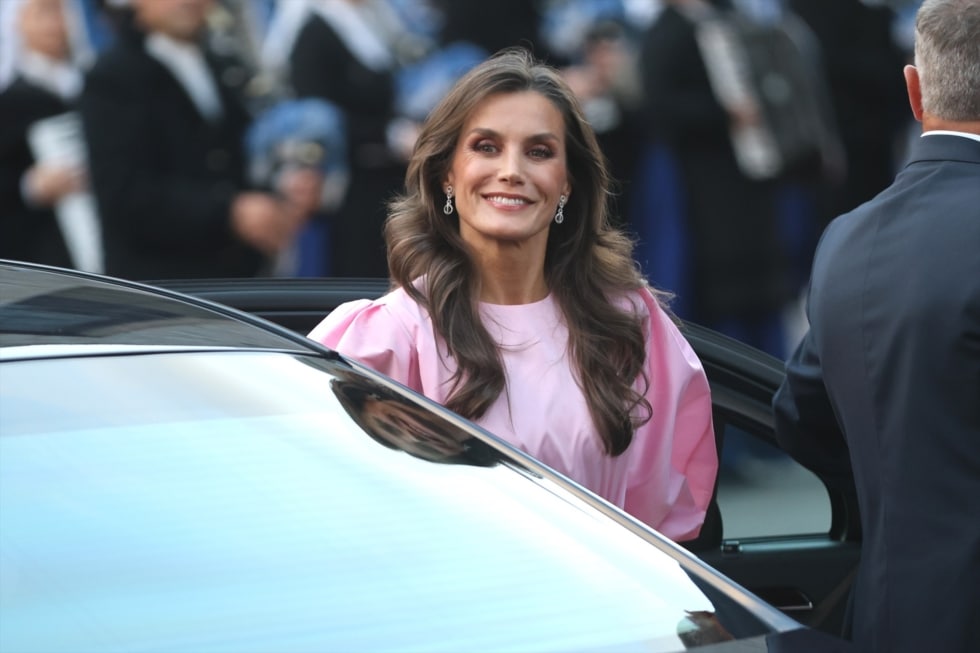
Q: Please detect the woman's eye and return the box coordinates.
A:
[529,147,553,159]
[473,141,497,153]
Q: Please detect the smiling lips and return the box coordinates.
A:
[484,195,532,208]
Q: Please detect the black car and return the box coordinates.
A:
[0,261,858,652]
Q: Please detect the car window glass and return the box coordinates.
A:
[0,266,309,351]
[715,425,831,538]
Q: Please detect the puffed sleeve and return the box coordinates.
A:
[307,297,423,392]
[624,289,718,542]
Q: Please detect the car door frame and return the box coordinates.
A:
[684,322,860,636]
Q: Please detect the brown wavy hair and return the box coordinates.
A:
[384,48,667,455]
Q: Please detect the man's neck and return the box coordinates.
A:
[921,115,980,137]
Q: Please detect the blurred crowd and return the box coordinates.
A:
[1,0,921,355]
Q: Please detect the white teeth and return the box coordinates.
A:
[486,196,528,206]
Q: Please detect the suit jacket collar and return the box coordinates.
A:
[144,33,223,123]
[17,51,83,101]
[904,132,980,167]
[113,33,248,137]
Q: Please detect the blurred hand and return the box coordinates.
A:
[230,192,302,256]
[25,164,87,206]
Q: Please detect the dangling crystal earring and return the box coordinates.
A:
[443,186,454,215]
[554,194,567,224]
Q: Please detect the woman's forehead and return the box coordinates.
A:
[459,91,566,137]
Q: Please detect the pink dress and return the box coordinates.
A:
[309,286,717,541]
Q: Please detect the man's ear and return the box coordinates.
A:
[904,64,924,122]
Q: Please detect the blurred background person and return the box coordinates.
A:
[787,0,912,223]
[79,0,315,280]
[199,0,340,277]
[0,0,95,269]
[244,96,349,276]
[554,5,646,231]
[637,0,793,356]
[727,0,849,354]
[283,0,429,278]
[635,0,826,479]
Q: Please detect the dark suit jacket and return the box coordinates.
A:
[773,134,980,653]
[0,77,73,268]
[79,32,263,280]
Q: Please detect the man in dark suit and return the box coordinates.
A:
[79,0,305,280]
[772,1,980,652]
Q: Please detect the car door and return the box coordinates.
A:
[682,323,860,637]
[159,276,861,639]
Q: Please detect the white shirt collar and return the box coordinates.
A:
[18,51,83,101]
[922,130,980,144]
[310,0,394,72]
[145,32,224,122]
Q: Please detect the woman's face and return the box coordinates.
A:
[446,91,571,256]
[19,0,69,60]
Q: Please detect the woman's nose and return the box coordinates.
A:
[497,149,525,183]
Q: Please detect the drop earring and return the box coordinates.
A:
[554,194,567,224]
[443,186,454,215]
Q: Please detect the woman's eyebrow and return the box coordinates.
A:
[465,127,561,142]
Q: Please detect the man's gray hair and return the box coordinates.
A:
[914,0,980,121]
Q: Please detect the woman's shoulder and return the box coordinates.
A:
[373,284,430,318]
[614,285,674,321]
[614,285,696,356]
[309,285,428,338]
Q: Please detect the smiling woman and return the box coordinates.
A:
[447,90,571,267]
[307,48,719,543]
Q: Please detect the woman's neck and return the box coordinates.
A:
[475,256,548,305]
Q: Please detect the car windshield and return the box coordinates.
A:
[1,350,768,652]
